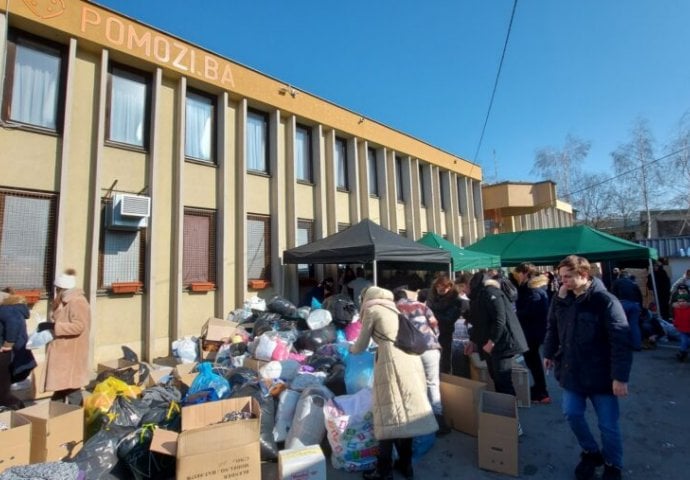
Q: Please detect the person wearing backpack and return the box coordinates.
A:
[351,286,437,480]
[393,288,451,436]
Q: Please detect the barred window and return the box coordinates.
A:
[0,189,56,291]
[99,199,145,289]
[183,208,216,286]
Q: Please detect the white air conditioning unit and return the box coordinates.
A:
[106,194,150,230]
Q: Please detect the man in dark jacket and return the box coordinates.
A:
[544,255,632,480]
[611,270,643,350]
[468,271,528,397]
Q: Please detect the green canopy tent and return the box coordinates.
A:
[416,232,501,271]
[465,225,658,266]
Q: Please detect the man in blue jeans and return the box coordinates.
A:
[544,255,633,480]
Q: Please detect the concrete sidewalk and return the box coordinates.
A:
[263,343,689,479]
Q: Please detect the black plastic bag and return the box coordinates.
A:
[109,395,149,427]
[231,383,278,461]
[323,363,347,396]
[294,324,337,352]
[69,424,134,479]
[323,294,357,327]
[267,295,298,318]
[117,426,175,480]
[226,367,259,394]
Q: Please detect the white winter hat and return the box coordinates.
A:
[54,269,77,289]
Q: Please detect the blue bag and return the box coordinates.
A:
[186,362,230,402]
[344,350,374,394]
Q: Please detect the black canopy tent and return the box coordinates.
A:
[282,219,451,284]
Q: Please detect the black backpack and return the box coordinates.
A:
[394,313,428,355]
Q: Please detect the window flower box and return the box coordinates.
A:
[248,279,271,290]
[190,281,215,292]
[111,282,142,294]
[15,289,42,305]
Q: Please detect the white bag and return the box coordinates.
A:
[273,389,301,442]
[26,329,53,349]
[284,385,334,449]
[172,336,198,363]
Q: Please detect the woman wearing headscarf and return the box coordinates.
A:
[351,286,437,480]
[42,269,92,405]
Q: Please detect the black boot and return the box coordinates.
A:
[574,450,604,480]
[435,414,451,436]
[393,460,414,480]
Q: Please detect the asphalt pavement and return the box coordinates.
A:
[264,340,689,479]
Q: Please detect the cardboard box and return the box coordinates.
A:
[145,364,174,387]
[18,401,84,463]
[278,445,326,480]
[96,358,139,374]
[173,362,199,388]
[14,362,52,401]
[201,318,239,342]
[478,390,519,476]
[0,411,32,472]
[469,353,531,407]
[439,373,487,436]
[150,396,262,480]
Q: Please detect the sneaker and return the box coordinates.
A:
[517,423,524,437]
[574,450,604,480]
[531,394,552,404]
[362,469,393,480]
[601,464,622,480]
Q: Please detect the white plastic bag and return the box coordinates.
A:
[325,387,377,472]
[172,336,198,363]
[307,309,332,330]
[284,385,334,449]
[244,296,266,312]
[273,388,301,442]
[26,329,53,349]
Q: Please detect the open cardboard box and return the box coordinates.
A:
[478,390,519,476]
[469,353,531,407]
[0,411,32,472]
[17,401,84,463]
[199,318,239,361]
[278,444,326,480]
[151,396,261,480]
[440,373,487,436]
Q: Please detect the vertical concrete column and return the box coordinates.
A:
[401,155,414,237]
[430,166,441,233]
[447,173,460,244]
[458,176,472,245]
[142,67,163,361]
[377,147,390,229]
[269,109,283,295]
[235,100,248,304]
[385,149,398,232]
[215,91,228,318]
[472,180,485,239]
[358,139,370,221]
[348,137,360,225]
[284,115,298,300]
[171,77,186,341]
[312,124,326,280]
[411,158,422,238]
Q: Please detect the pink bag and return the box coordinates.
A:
[345,319,362,341]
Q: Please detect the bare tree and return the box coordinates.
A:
[532,133,591,204]
[571,172,614,227]
[665,111,690,234]
[610,118,666,239]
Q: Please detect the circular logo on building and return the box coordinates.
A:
[22,0,66,19]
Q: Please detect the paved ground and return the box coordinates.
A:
[263,341,690,479]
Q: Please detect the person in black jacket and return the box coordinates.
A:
[467,271,528,397]
[544,255,632,480]
[426,274,469,375]
[0,288,37,410]
[611,270,643,351]
[647,261,670,321]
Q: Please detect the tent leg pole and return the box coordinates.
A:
[373,260,378,286]
[649,259,661,317]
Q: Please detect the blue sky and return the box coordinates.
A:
[96,0,690,185]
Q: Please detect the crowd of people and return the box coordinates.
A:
[4,257,689,480]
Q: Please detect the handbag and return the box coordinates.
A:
[394,313,427,355]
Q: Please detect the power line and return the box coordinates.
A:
[561,145,690,198]
[472,0,518,163]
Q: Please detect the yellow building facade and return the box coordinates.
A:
[0,0,483,363]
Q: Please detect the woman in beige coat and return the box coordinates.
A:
[351,286,437,480]
[42,269,91,405]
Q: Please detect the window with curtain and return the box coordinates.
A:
[335,137,348,190]
[247,214,271,280]
[368,147,378,196]
[183,208,216,286]
[0,189,56,291]
[3,30,64,130]
[107,65,149,148]
[185,90,214,162]
[247,110,268,173]
[395,156,405,202]
[419,163,427,207]
[99,204,145,288]
[295,124,312,182]
[296,219,314,278]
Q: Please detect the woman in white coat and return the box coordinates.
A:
[351,286,437,480]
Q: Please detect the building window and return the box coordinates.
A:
[247,214,271,280]
[0,189,56,291]
[338,222,350,232]
[395,156,405,202]
[297,219,314,278]
[99,199,145,289]
[398,229,407,238]
[295,124,312,182]
[2,30,65,131]
[335,137,348,190]
[185,89,215,162]
[183,208,217,286]
[247,110,269,173]
[419,163,427,207]
[368,147,378,196]
[107,64,150,148]
[439,170,447,211]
